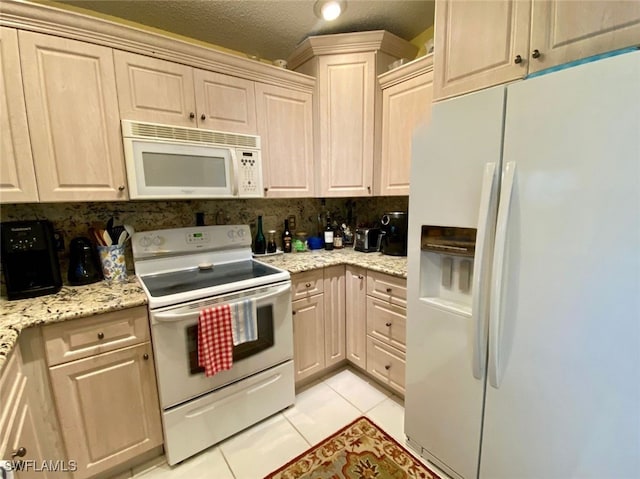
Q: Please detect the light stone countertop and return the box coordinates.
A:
[0,248,406,374]
[255,247,407,278]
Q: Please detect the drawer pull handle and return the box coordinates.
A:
[143,353,149,360]
[385,322,392,327]
[12,447,27,458]
[386,288,392,293]
[357,274,364,279]
[305,282,311,288]
[384,364,391,370]
[97,332,104,340]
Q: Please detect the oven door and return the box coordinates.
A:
[149,281,292,409]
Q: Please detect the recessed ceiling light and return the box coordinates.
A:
[314,0,347,21]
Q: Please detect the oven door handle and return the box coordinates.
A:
[154,283,291,322]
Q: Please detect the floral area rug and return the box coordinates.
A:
[264,416,440,479]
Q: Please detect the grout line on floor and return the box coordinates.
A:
[281,411,313,447]
[321,372,391,414]
[217,446,237,479]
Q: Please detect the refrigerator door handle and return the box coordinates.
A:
[471,162,499,380]
[488,161,517,388]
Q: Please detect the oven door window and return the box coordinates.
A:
[186,304,274,375]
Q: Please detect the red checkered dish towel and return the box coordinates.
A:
[197,304,233,377]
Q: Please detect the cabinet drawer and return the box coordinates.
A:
[292,269,324,300]
[366,336,405,396]
[366,297,406,352]
[43,306,150,366]
[366,271,407,307]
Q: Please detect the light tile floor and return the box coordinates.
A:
[128,367,448,479]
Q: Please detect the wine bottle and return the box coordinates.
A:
[324,215,334,251]
[254,216,266,254]
[282,219,292,253]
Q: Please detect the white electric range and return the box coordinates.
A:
[133,225,294,465]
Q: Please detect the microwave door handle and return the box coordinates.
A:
[230,150,239,196]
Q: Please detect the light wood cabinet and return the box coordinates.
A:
[0,345,62,479]
[114,50,257,134]
[434,0,640,101]
[323,265,346,368]
[378,55,434,196]
[529,1,640,74]
[366,336,406,395]
[291,267,346,384]
[288,31,417,197]
[292,293,326,383]
[345,265,367,369]
[18,31,128,202]
[365,271,407,396]
[255,83,314,197]
[43,308,162,479]
[0,27,39,203]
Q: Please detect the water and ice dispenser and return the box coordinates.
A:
[418,225,477,315]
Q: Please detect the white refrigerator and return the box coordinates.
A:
[404,50,640,479]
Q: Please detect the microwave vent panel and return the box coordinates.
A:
[126,120,259,149]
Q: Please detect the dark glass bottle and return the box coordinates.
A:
[282,219,292,253]
[324,215,334,251]
[254,216,266,254]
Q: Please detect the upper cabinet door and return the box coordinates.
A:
[433,0,531,101]
[114,50,197,127]
[380,67,434,196]
[0,28,39,203]
[529,0,640,74]
[194,70,257,134]
[19,31,127,202]
[318,52,375,197]
[255,83,314,197]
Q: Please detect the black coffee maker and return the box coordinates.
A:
[0,220,62,300]
[380,212,408,256]
[68,237,103,285]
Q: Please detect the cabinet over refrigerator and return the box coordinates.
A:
[404,50,640,479]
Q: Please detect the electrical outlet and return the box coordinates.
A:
[288,215,297,230]
[53,230,65,251]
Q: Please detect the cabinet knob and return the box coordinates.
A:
[97,332,104,340]
[189,112,195,119]
[264,187,269,192]
[386,288,392,293]
[357,274,364,279]
[143,353,149,360]
[292,310,296,315]
[367,186,371,193]
[384,364,391,371]
[118,185,125,191]
[385,322,392,327]
[305,283,311,288]
[514,55,523,64]
[200,113,206,121]
[532,49,541,59]
[12,447,27,458]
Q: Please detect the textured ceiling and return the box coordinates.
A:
[55,0,435,61]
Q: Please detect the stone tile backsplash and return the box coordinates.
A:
[1,196,408,285]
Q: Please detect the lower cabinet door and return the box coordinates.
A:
[366,336,406,396]
[292,294,325,383]
[48,343,162,479]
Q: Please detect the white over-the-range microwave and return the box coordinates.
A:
[121,120,263,199]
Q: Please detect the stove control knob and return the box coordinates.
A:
[139,236,152,247]
[237,228,245,238]
[152,235,164,246]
